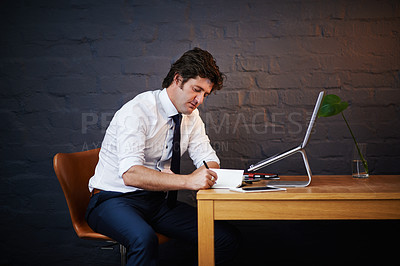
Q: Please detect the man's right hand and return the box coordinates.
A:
[187,166,218,190]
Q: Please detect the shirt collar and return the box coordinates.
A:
[159,88,179,118]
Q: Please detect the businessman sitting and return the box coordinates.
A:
[86,48,241,265]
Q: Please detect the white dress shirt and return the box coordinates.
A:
[88,88,220,193]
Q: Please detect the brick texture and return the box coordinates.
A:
[1,0,399,265]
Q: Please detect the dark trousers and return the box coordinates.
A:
[85,190,241,266]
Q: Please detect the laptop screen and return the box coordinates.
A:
[247,91,325,172]
[301,91,325,148]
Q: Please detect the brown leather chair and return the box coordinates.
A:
[53,148,169,265]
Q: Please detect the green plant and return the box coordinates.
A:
[318,94,369,174]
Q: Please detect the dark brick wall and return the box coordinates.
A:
[1,0,399,265]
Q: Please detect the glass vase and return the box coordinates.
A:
[352,143,369,178]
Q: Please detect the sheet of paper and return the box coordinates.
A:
[210,168,244,189]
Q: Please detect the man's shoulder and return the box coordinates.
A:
[131,89,160,104]
[121,90,160,110]
[114,90,161,121]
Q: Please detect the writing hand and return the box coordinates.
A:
[187,167,218,190]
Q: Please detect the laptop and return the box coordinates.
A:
[247,91,325,187]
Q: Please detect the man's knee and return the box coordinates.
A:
[126,227,159,252]
[124,227,159,265]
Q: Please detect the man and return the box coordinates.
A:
[86,48,240,265]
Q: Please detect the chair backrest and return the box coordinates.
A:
[53,148,106,239]
[54,148,170,244]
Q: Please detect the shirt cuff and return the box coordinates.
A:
[118,157,143,178]
[195,154,220,169]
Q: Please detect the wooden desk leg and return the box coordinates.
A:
[198,199,215,266]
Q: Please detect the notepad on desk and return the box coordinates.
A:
[210,168,244,189]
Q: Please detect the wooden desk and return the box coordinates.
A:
[197,175,400,266]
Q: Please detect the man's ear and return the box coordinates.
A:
[173,73,182,85]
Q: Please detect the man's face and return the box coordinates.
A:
[170,76,213,115]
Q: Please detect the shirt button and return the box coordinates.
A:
[166,145,168,149]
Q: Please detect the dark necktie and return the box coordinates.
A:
[167,113,182,208]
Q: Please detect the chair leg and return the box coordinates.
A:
[119,244,127,266]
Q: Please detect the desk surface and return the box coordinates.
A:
[197,175,400,200]
[196,175,400,266]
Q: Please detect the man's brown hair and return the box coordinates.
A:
[162,47,224,92]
